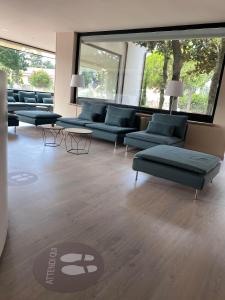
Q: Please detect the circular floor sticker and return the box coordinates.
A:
[8,171,38,186]
[33,242,104,293]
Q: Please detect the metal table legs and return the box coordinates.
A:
[65,132,92,155]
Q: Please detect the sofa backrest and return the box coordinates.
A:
[152,113,188,139]
[36,92,52,103]
[7,90,14,97]
[78,102,107,122]
[106,105,137,128]
[18,91,36,102]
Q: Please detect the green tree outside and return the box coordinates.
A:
[0,46,28,87]
[139,38,225,114]
[29,70,53,91]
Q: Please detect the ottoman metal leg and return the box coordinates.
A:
[195,189,199,200]
[135,171,139,182]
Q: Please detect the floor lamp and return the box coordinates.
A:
[70,74,85,116]
[165,80,184,115]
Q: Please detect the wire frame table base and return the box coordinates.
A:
[40,125,64,147]
[65,132,92,155]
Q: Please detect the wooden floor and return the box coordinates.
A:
[1,124,225,300]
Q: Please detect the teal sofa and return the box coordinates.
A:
[124,113,188,150]
[56,102,138,147]
[133,145,221,198]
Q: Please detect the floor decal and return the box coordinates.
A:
[33,242,104,293]
[8,171,38,186]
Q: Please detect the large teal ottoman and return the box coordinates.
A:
[15,110,61,126]
[133,145,221,199]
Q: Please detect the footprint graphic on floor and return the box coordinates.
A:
[60,253,98,276]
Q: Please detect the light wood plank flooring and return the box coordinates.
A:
[1,124,225,300]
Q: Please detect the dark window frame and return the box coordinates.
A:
[74,22,225,123]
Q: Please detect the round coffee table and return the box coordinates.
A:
[64,128,93,155]
[39,125,65,147]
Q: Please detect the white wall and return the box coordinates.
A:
[0,71,8,256]
[54,32,77,117]
[122,42,146,106]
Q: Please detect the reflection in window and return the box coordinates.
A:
[78,43,120,100]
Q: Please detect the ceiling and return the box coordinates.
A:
[0,0,225,52]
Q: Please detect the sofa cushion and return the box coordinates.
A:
[18,91,36,102]
[16,110,61,119]
[135,145,220,175]
[126,131,181,145]
[106,115,128,127]
[86,122,137,134]
[78,102,93,121]
[24,97,36,103]
[43,98,53,104]
[147,121,175,137]
[7,90,14,97]
[57,117,93,126]
[8,96,16,102]
[152,113,188,139]
[105,105,135,127]
[36,92,52,103]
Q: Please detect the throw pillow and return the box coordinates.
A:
[8,96,15,102]
[78,102,93,121]
[105,106,135,127]
[24,97,36,103]
[146,121,175,137]
[43,98,53,104]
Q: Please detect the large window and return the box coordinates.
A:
[0,39,55,92]
[77,24,225,122]
[78,43,121,100]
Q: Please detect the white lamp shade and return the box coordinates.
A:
[70,74,85,88]
[165,80,184,97]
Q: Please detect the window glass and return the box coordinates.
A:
[78,43,120,100]
[78,29,225,121]
[0,39,55,92]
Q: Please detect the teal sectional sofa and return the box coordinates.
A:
[56,102,138,147]
[124,113,188,150]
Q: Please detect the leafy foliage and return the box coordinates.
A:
[138,37,225,114]
[0,46,28,86]
[29,70,52,90]
[29,54,55,69]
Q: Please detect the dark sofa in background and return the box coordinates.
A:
[7,90,54,112]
